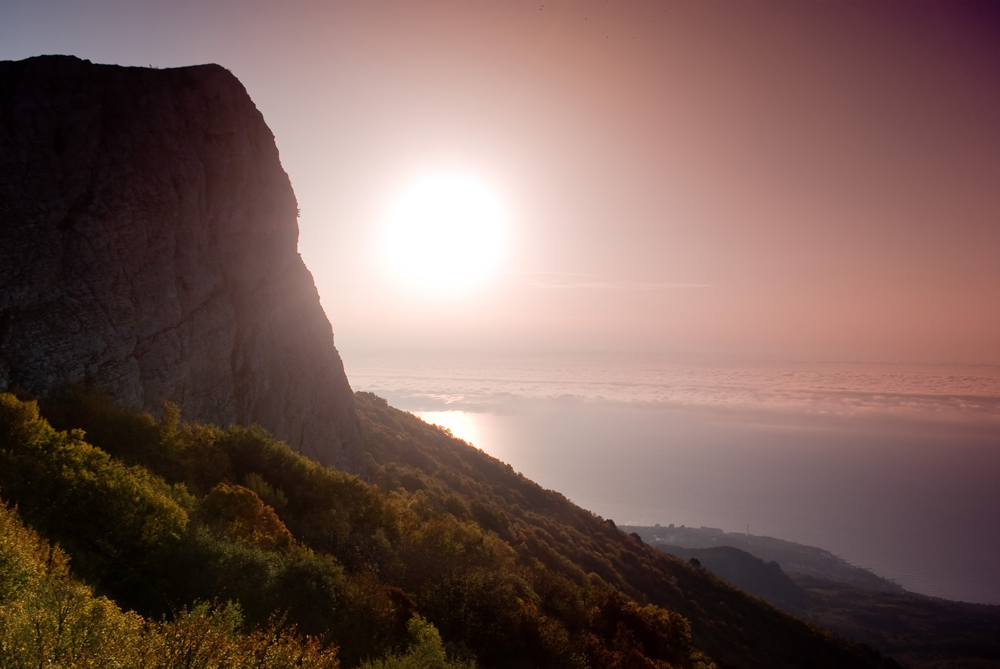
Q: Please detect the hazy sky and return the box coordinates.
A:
[3,0,999,362]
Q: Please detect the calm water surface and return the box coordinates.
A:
[346,352,1000,604]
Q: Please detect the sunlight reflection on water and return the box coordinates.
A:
[413,411,485,448]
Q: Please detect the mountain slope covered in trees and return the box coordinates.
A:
[355,393,898,669]
[0,387,900,668]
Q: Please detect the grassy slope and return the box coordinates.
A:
[355,392,895,669]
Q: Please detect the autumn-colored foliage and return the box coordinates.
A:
[0,501,338,669]
[0,388,898,668]
[201,482,295,551]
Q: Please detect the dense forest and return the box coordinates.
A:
[0,387,900,668]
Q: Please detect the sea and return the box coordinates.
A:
[344,351,1000,605]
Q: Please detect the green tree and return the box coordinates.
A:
[363,615,475,669]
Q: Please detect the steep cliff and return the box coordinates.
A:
[0,55,364,474]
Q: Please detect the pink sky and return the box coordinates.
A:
[3,0,999,362]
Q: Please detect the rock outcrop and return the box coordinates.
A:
[0,55,365,475]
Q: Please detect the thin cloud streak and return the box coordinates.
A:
[529,281,711,290]
[502,271,597,276]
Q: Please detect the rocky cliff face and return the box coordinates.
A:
[0,55,365,475]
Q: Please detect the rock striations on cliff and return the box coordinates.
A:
[0,55,365,475]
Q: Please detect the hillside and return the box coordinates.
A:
[644,545,809,613]
[0,499,341,668]
[0,386,901,668]
[626,529,1000,667]
[353,392,898,668]
[626,525,901,593]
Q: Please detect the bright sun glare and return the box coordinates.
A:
[382,173,506,297]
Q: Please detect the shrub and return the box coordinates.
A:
[363,615,475,669]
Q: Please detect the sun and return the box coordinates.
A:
[381,173,506,297]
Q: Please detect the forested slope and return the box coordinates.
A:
[0,387,900,668]
[354,392,897,669]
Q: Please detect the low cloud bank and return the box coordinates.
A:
[349,354,1000,435]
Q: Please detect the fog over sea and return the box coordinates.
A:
[345,352,1000,605]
